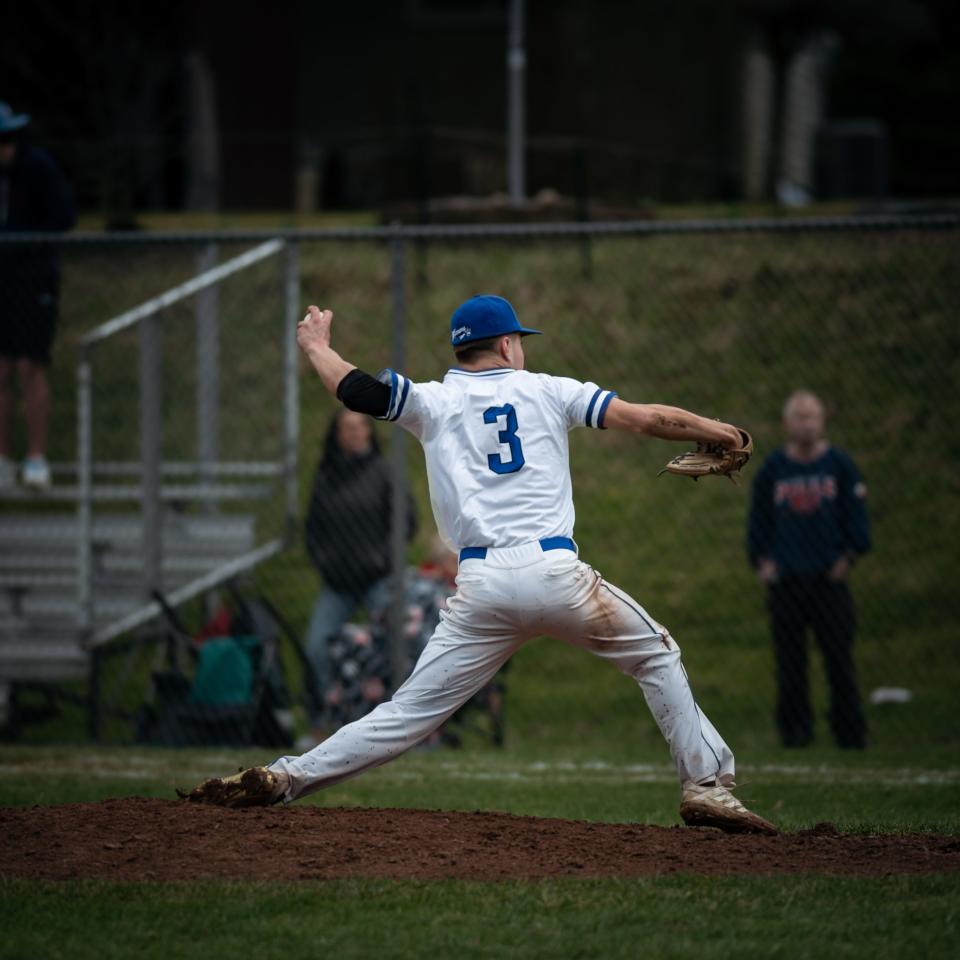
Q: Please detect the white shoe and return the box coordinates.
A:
[21,455,51,491]
[0,456,16,490]
[680,782,778,835]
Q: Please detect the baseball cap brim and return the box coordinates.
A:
[0,114,30,133]
[518,327,542,337]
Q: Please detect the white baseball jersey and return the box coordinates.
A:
[271,363,738,805]
[375,366,617,552]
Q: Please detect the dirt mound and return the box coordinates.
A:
[2,798,958,882]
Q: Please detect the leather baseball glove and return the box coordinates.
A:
[176,766,284,808]
[658,428,753,483]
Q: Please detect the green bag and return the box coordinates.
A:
[189,636,259,706]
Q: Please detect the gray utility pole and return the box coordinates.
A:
[507,0,526,206]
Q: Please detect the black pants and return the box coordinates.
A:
[768,576,867,748]
[0,266,60,365]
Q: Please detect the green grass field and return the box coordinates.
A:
[1,744,958,959]
[2,873,957,960]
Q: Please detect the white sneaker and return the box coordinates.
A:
[680,782,778,835]
[0,456,16,490]
[21,455,51,492]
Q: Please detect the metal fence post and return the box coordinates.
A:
[76,341,101,742]
[574,142,593,279]
[282,239,300,541]
[195,242,220,497]
[507,0,527,205]
[76,348,94,635]
[388,233,409,694]
[139,312,163,598]
[88,646,102,741]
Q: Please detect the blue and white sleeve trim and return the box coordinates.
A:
[375,368,412,422]
[586,389,618,429]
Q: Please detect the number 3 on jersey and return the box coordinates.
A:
[483,404,525,475]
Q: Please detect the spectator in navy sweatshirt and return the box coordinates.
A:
[0,102,76,492]
[747,390,870,749]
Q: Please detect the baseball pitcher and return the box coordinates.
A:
[180,295,775,835]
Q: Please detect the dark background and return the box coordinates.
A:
[1,0,957,219]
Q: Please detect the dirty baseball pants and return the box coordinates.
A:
[270,542,735,802]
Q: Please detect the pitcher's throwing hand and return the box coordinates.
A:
[297,305,333,353]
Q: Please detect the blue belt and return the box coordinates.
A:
[459,536,575,563]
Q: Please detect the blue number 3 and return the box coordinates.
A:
[483,404,525,475]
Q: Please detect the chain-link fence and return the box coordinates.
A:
[0,215,957,758]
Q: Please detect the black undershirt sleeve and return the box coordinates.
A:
[336,368,392,418]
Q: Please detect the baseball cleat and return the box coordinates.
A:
[176,765,287,808]
[679,783,778,835]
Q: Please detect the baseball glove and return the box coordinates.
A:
[176,766,283,808]
[658,428,753,483]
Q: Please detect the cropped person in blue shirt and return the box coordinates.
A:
[0,102,76,491]
[747,390,870,749]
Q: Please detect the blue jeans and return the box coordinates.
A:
[305,578,391,722]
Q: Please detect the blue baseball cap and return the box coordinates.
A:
[0,102,30,134]
[450,295,542,347]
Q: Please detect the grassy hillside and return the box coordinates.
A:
[283,227,959,753]
[10,222,958,754]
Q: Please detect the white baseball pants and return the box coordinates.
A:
[270,542,735,802]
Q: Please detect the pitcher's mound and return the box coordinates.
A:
[2,798,958,882]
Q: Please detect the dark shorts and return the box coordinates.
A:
[0,274,59,365]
